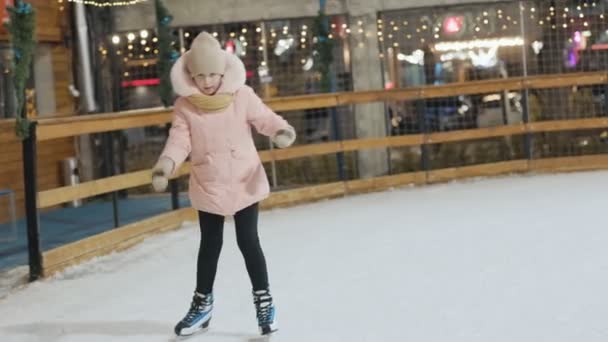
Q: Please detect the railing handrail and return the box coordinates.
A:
[25,71,608,141]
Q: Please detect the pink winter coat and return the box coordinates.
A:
[160,51,290,216]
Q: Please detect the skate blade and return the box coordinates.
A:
[175,322,210,340]
[248,335,273,342]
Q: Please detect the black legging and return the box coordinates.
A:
[196,202,269,294]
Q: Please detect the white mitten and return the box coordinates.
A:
[152,157,175,192]
[272,126,296,148]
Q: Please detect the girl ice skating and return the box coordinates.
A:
[151,31,295,337]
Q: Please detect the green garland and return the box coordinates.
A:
[312,9,334,92]
[5,0,36,140]
[155,0,178,107]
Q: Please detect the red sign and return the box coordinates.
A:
[443,16,464,35]
[2,0,14,23]
[0,0,13,35]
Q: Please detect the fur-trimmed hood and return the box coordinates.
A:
[170,49,246,97]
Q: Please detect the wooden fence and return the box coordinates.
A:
[18,71,608,277]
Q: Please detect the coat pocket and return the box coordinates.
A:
[231,148,261,183]
[191,154,217,183]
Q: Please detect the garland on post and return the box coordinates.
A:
[312,0,334,92]
[155,0,178,107]
[5,0,36,139]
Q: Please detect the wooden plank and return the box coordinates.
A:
[174,162,192,178]
[37,106,171,126]
[35,153,608,274]
[524,73,607,89]
[337,88,420,105]
[42,208,196,276]
[28,71,608,141]
[529,155,608,173]
[1,142,74,161]
[259,150,272,163]
[261,182,346,209]
[266,94,338,112]
[420,78,523,99]
[0,131,19,144]
[427,160,530,183]
[38,111,172,141]
[527,118,608,134]
[269,142,343,161]
[38,158,188,208]
[37,169,153,208]
[342,135,424,151]
[345,172,427,193]
[426,125,527,144]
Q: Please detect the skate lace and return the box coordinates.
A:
[184,295,210,324]
[254,291,273,324]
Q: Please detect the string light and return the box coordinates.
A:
[67,0,148,6]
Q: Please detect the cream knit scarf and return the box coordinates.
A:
[187,93,234,112]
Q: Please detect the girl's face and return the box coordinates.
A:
[193,73,222,95]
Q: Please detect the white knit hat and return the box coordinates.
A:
[186,32,226,77]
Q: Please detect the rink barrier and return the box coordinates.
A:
[35,118,608,209]
[15,70,608,278]
[39,154,608,276]
[34,71,607,141]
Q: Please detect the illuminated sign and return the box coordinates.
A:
[443,15,464,35]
